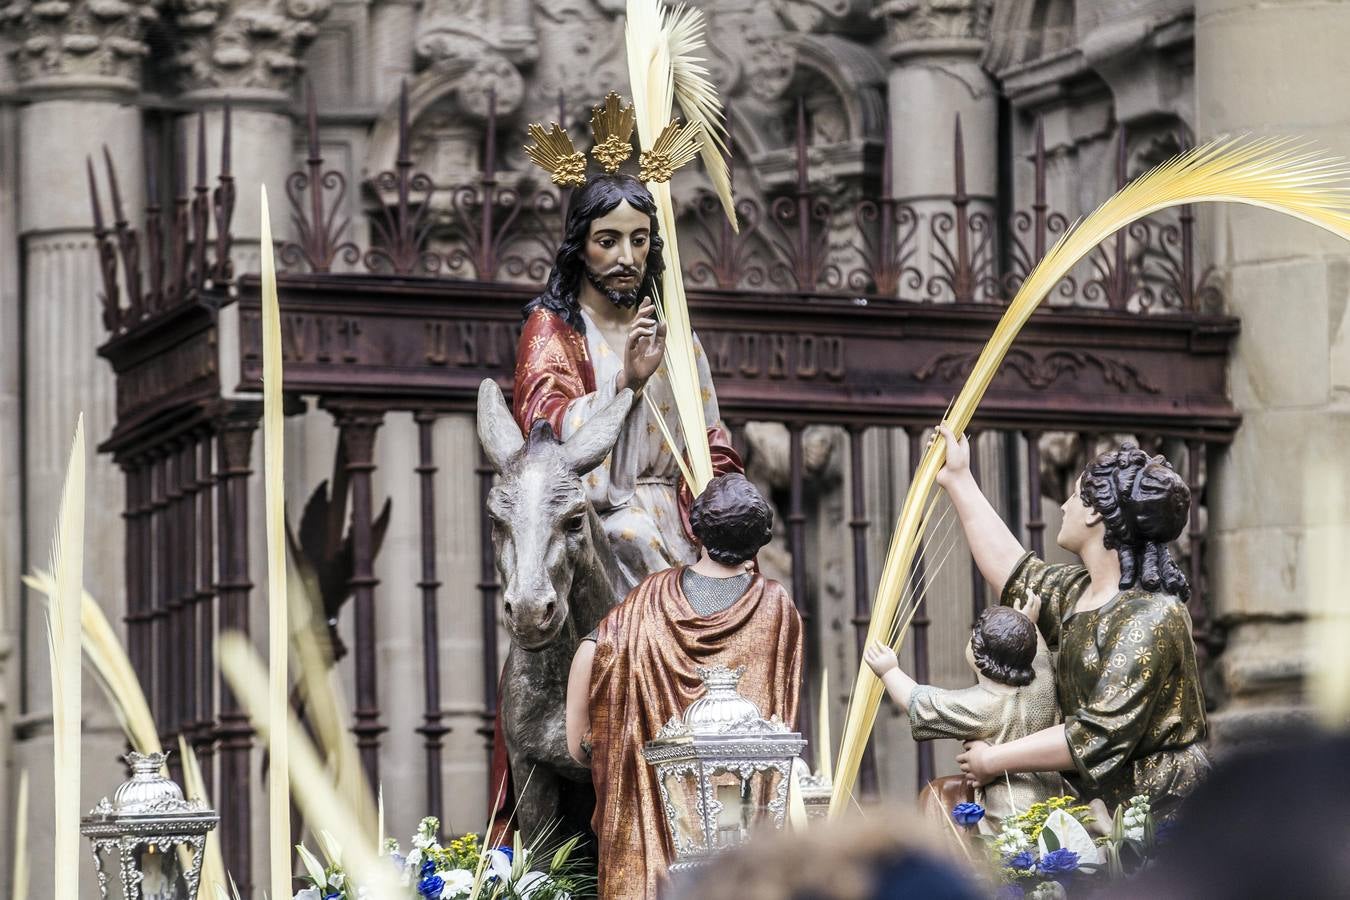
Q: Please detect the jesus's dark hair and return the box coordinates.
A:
[522,174,666,334]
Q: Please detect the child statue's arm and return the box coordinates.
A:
[864,641,918,712]
[935,425,1027,593]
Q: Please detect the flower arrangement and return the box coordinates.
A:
[958,794,1158,898]
[292,818,592,900]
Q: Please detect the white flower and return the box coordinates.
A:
[993,825,1031,855]
[487,848,513,883]
[294,890,321,900]
[1038,808,1102,867]
[439,869,475,898]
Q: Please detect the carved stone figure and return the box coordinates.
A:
[566,473,804,900]
[940,427,1210,821]
[512,173,743,592]
[865,598,1064,834]
[477,377,632,847]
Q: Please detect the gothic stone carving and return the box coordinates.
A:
[0,0,156,87]
[171,0,332,96]
[876,0,991,48]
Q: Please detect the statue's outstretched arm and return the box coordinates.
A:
[936,425,1027,593]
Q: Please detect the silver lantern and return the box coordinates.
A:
[643,665,805,872]
[81,751,218,900]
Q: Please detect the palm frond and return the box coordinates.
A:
[46,416,85,899]
[830,136,1350,814]
[180,735,229,894]
[626,0,717,491]
[25,571,160,755]
[665,2,737,231]
[218,633,400,895]
[260,185,291,900]
[12,769,28,900]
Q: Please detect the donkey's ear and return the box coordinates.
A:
[477,378,525,473]
[562,388,635,476]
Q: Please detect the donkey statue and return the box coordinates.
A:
[476,377,633,846]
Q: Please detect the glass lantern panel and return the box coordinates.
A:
[707,766,785,849]
[135,842,187,900]
[661,770,706,853]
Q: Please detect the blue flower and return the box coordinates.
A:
[995,886,1025,900]
[1155,821,1176,845]
[323,893,341,900]
[1005,850,1036,872]
[496,845,514,864]
[420,860,437,878]
[417,873,445,898]
[951,802,985,827]
[1036,848,1079,876]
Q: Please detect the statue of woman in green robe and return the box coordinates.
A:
[939,429,1209,820]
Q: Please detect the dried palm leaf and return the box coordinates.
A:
[665,2,737,231]
[45,415,84,900]
[11,769,28,900]
[218,633,399,896]
[626,0,719,491]
[830,137,1350,815]
[25,571,160,756]
[259,185,291,900]
[179,735,229,895]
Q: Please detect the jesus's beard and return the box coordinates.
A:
[584,263,645,309]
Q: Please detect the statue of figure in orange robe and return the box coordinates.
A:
[566,473,804,900]
[511,173,742,590]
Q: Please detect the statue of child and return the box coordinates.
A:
[864,593,1063,834]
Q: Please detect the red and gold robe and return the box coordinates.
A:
[588,568,803,900]
[512,307,743,585]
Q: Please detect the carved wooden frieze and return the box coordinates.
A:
[235,274,1241,438]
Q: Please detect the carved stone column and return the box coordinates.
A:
[1196,0,1350,749]
[1,3,154,893]
[171,0,332,270]
[880,0,998,299]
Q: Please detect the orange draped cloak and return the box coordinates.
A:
[588,568,803,900]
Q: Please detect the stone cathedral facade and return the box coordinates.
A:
[0,0,1345,895]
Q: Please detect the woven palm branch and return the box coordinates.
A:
[626,0,731,491]
[46,415,84,900]
[664,2,736,231]
[259,185,292,900]
[829,137,1350,815]
[219,633,399,895]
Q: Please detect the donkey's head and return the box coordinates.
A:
[477,378,633,651]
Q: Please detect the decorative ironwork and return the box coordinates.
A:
[87,101,235,337]
[766,99,841,292]
[1002,119,1076,302]
[927,116,999,303]
[365,82,440,276]
[282,85,361,273]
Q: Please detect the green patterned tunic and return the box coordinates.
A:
[1002,552,1210,818]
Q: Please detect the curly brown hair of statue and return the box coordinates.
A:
[689,473,774,566]
[970,606,1037,687]
[1079,441,1192,600]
